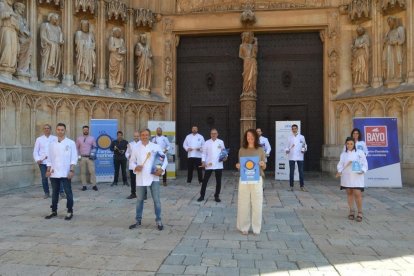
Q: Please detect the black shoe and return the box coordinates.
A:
[110,182,118,187]
[92,186,98,191]
[157,223,164,231]
[290,186,294,192]
[163,182,167,187]
[197,197,204,202]
[199,182,202,185]
[126,194,137,199]
[64,212,73,221]
[214,197,221,203]
[81,186,87,191]
[60,192,66,199]
[129,221,141,229]
[123,181,128,186]
[45,212,57,219]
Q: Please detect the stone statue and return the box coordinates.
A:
[14,2,31,78]
[352,26,370,90]
[0,0,19,77]
[108,27,126,92]
[135,33,152,93]
[75,20,96,89]
[239,31,258,95]
[40,13,64,85]
[383,16,405,85]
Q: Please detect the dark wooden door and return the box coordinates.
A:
[256,32,323,171]
[177,35,242,170]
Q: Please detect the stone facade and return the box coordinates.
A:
[0,0,414,185]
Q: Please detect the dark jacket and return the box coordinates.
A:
[110,139,128,160]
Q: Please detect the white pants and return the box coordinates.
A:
[237,177,263,234]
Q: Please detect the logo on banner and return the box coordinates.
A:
[365,126,387,147]
[97,134,112,149]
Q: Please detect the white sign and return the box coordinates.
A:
[275,121,300,181]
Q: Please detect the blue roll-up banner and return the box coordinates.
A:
[353,117,402,188]
[91,119,118,183]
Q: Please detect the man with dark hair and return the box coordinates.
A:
[110,131,128,186]
[45,123,78,220]
[183,125,205,185]
[285,124,307,192]
[76,125,98,191]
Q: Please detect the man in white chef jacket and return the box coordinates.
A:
[129,129,168,231]
[151,127,170,186]
[125,131,140,199]
[197,128,226,203]
[183,126,205,185]
[285,124,307,192]
[256,128,271,160]
[44,123,78,220]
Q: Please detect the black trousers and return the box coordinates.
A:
[129,170,136,195]
[114,159,127,183]
[200,169,222,198]
[163,170,167,183]
[187,157,203,183]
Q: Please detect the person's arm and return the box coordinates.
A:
[164,136,170,152]
[45,144,53,177]
[201,142,208,165]
[92,137,97,149]
[265,138,271,155]
[259,149,266,170]
[183,136,189,151]
[360,152,368,173]
[125,143,131,159]
[69,142,78,179]
[33,138,41,162]
[336,153,345,177]
[110,140,115,152]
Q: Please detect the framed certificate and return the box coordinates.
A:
[240,156,260,184]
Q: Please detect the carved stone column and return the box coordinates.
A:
[371,1,383,88]
[407,0,414,83]
[240,96,256,141]
[126,8,134,92]
[62,0,74,86]
[28,0,38,82]
[96,0,106,89]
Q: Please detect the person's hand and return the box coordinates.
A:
[199,162,206,168]
[46,169,53,177]
[235,163,240,170]
[152,168,163,176]
[259,161,265,168]
[134,165,143,172]
[335,172,341,178]
[222,157,227,162]
[285,150,290,154]
[37,160,43,164]
[188,148,193,152]
[68,171,74,179]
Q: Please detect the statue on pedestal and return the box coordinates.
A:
[383,16,405,86]
[75,20,96,89]
[352,26,370,91]
[14,2,31,79]
[135,33,152,94]
[239,31,258,96]
[40,12,64,85]
[0,0,19,78]
[108,27,126,92]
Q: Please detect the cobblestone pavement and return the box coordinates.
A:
[1,172,414,275]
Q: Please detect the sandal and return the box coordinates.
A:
[356,212,363,222]
[348,210,355,220]
[241,231,248,235]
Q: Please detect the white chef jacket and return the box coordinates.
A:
[342,141,368,156]
[259,136,272,156]
[130,141,168,186]
[126,140,140,170]
[46,137,78,178]
[285,133,307,161]
[337,149,368,188]
[151,135,170,153]
[202,138,225,170]
[33,135,58,165]
[183,133,205,158]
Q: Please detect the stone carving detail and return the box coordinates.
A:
[240,4,256,25]
[163,18,173,96]
[75,0,96,14]
[352,26,370,91]
[14,2,32,79]
[328,49,338,94]
[381,0,405,12]
[75,20,96,89]
[40,13,64,86]
[383,16,405,87]
[106,0,127,22]
[135,8,155,28]
[135,33,152,94]
[348,0,371,21]
[328,11,339,94]
[239,31,258,96]
[0,0,19,78]
[108,27,126,92]
[38,0,63,8]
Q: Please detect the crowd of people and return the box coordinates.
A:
[33,122,368,233]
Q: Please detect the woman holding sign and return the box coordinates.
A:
[235,129,266,235]
[336,137,368,222]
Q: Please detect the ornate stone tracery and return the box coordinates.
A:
[75,0,96,14]
[106,0,127,22]
[348,0,371,21]
[381,0,406,13]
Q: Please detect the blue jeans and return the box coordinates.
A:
[289,160,304,187]
[135,181,161,223]
[38,164,63,195]
[50,178,73,213]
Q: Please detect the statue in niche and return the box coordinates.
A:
[383,16,405,84]
[0,0,19,76]
[75,20,96,88]
[351,26,370,90]
[108,27,126,91]
[14,2,31,78]
[239,31,258,96]
[135,33,152,93]
[40,12,64,84]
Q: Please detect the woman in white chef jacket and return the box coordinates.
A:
[343,128,368,156]
[336,137,368,222]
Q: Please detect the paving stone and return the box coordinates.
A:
[157,264,186,274]
[206,266,239,276]
[184,265,207,275]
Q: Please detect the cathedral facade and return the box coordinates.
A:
[0,0,413,188]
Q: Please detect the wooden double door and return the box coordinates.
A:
[177,32,323,171]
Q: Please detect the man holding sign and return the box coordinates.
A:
[128,129,168,231]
